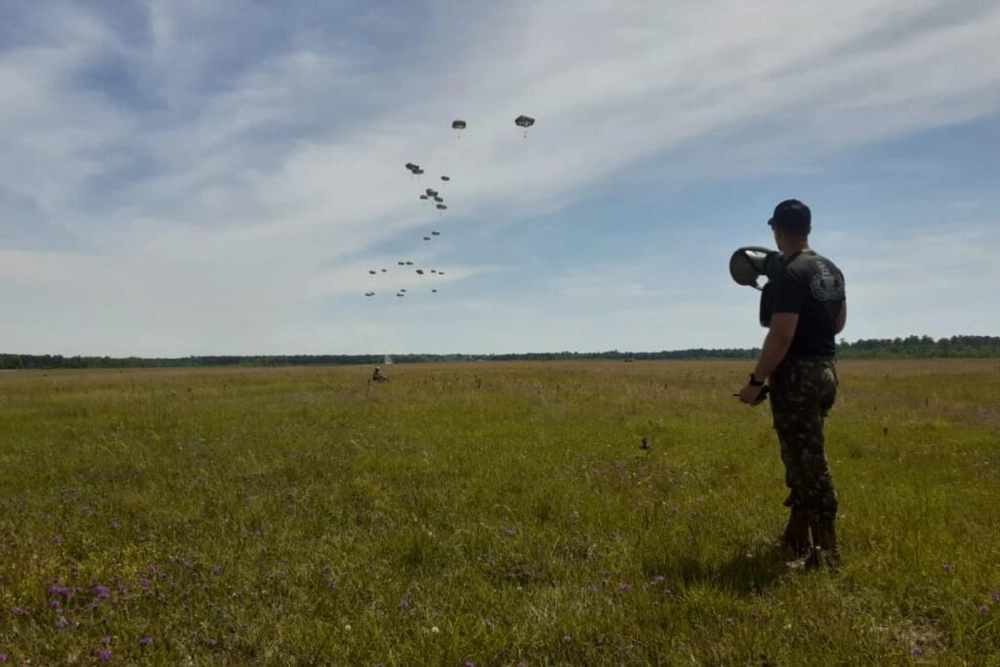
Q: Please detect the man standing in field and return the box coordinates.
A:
[737,199,847,568]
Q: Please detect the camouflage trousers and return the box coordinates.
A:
[768,355,839,523]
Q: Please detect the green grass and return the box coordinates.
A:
[1,360,998,665]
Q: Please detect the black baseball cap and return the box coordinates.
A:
[768,199,811,232]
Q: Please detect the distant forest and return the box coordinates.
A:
[2,335,999,370]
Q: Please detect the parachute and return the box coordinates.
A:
[368,270,376,275]
[423,236,431,241]
[431,231,440,236]
[515,115,535,137]
[416,269,425,275]
[441,175,450,182]
[436,204,447,210]
[433,196,444,203]
[452,120,467,130]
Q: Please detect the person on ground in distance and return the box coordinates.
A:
[737,198,847,568]
[371,366,389,383]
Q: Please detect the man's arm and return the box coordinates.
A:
[753,312,798,382]
[834,301,847,334]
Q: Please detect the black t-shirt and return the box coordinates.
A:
[768,250,846,356]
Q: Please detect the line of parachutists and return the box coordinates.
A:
[363,115,536,299]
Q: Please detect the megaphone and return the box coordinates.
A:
[729,246,782,291]
[730,246,784,328]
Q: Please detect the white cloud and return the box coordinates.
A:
[1,0,999,354]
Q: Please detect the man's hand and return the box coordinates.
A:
[737,382,768,406]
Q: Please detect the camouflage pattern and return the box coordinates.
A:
[768,355,839,523]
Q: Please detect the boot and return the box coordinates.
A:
[781,508,811,558]
[806,516,840,569]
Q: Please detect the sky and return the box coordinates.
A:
[1,0,999,357]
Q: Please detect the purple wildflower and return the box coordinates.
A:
[980,605,991,614]
[484,618,493,629]
[213,566,223,576]
[992,592,1000,602]
[101,637,111,646]
[207,639,218,648]
[55,618,69,629]
[619,583,633,593]
[50,600,61,610]
[138,578,151,590]
[92,585,111,600]
[48,585,72,597]
[12,607,29,616]
[0,654,7,663]
[562,635,572,643]
[652,575,666,585]
[942,563,955,573]
[138,636,152,647]
[465,662,475,667]
[98,650,111,662]
[399,598,410,610]
[87,603,99,611]
[912,647,923,656]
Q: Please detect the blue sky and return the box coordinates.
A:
[1,0,998,356]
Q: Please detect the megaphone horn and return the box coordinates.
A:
[729,246,780,290]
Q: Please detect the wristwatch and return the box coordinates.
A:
[749,373,765,386]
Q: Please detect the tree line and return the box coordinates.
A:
[1,335,998,370]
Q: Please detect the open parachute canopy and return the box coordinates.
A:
[451,120,467,130]
[514,115,535,128]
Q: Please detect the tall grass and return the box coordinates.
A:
[1,360,998,665]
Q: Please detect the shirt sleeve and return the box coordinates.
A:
[769,269,804,315]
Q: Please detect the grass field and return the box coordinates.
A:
[1,359,998,666]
